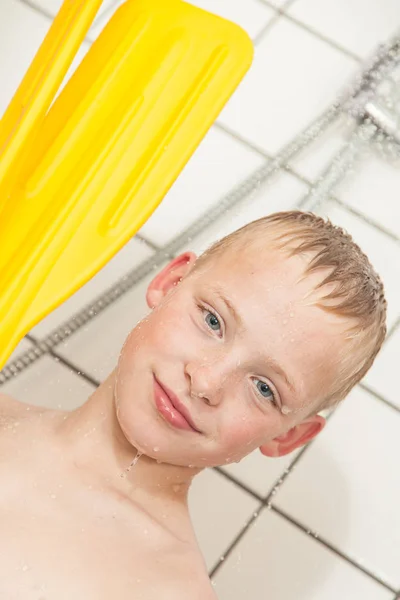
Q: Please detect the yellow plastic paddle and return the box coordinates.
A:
[0,0,253,370]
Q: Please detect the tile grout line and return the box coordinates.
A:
[18,0,54,20]
[209,402,398,590]
[215,121,400,243]
[209,501,265,579]
[209,418,334,579]
[329,197,400,243]
[253,10,283,46]
[257,0,362,63]
[358,381,400,414]
[214,468,264,503]
[25,334,101,388]
[271,505,398,593]
[385,315,400,342]
[134,233,163,253]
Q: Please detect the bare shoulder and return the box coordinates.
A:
[0,392,22,417]
[155,546,217,600]
[0,392,43,424]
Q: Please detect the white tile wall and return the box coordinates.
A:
[56,270,164,381]
[140,127,265,246]
[274,387,400,589]
[288,0,400,57]
[1,0,399,597]
[335,155,400,238]
[189,469,259,569]
[31,237,154,337]
[364,327,400,409]
[1,356,95,410]
[213,510,393,599]
[218,17,357,154]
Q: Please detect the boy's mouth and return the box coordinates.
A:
[153,375,201,434]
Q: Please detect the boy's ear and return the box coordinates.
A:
[259,415,325,458]
[146,252,197,309]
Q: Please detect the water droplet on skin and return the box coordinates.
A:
[172,484,181,493]
[121,451,142,478]
[153,446,160,452]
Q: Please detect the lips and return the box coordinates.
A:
[154,376,201,433]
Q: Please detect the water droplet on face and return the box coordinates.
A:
[153,446,160,452]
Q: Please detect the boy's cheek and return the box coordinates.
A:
[221,418,266,455]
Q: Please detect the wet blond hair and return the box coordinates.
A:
[195,211,387,411]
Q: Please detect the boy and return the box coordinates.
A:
[0,211,387,599]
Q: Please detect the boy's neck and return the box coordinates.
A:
[52,369,202,505]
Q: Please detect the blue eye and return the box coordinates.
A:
[205,311,221,331]
[254,379,276,402]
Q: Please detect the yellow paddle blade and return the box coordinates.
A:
[0,0,253,370]
[0,0,104,209]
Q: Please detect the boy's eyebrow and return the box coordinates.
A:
[210,286,243,328]
[209,285,297,398]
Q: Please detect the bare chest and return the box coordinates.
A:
[0,464,190,600]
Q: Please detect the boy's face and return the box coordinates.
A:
[115,244,349,468]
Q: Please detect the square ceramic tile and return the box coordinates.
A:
[220,447,301,498]
[218,16,357,154]
[274,386,400,589]
[0,1,50,117]
[139,127,265,247]
[289,116,353,182]
[189,468,259,569]
[334,155,400,239]
[186,0,275,39]
[177,170,307,256]
[318,201,400,330]
[57,267,165,380]
[288,0,400,57]
[213,509,393,599]
[0,355,94,410]
[364,326,400,409]
[30,238,153,338]
[267,0,289,7]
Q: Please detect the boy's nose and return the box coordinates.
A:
[184,360,224,406]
